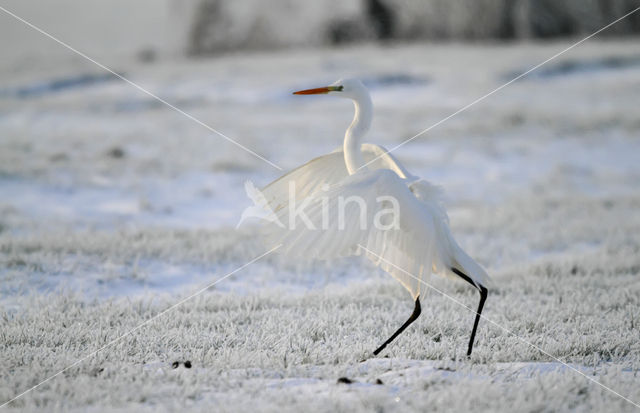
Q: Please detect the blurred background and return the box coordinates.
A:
[2,0,640,63]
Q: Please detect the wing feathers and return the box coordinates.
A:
[258,145,490,298]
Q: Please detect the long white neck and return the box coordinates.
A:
[343,92,373,175]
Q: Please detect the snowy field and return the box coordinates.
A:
[1,38,640,412]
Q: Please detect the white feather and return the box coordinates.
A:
[262,150,489,299]
[255,79,490,300]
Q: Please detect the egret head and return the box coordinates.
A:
[293,78,368,100]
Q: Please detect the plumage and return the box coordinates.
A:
[245,78,491,356]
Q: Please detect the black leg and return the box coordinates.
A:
[373,296,421,356]
[466,286,487,356]
[451,268,488,356]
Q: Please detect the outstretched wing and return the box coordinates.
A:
[265,168,455,299]
[261,143,416,213]
[260,144,490,296]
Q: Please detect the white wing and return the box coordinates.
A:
[261,143,415,212]
[261,146,490,298]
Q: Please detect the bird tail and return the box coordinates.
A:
[451,245,492,289]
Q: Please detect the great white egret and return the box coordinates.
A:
[256,78,490,356]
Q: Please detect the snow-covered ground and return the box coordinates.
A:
[1,38,640,412]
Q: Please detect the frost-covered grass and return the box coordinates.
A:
[1,40,640,411]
